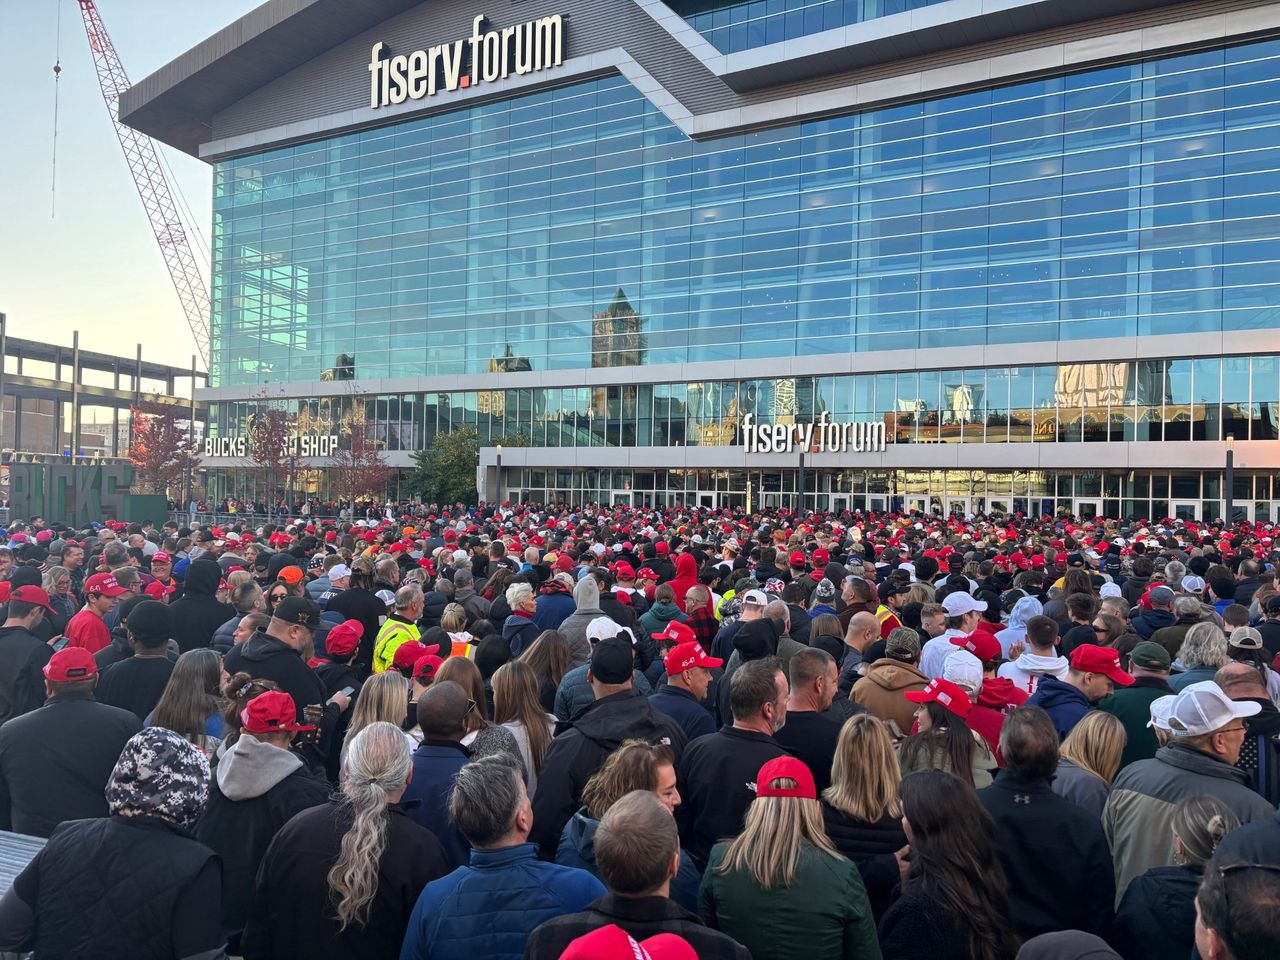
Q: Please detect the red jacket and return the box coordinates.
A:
[668,553,701,613]
[971,677,1030,766]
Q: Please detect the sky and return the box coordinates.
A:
[0,0,262,372]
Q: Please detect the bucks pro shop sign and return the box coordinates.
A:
[369,14,565,108]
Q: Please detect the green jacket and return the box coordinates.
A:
[699,840,882,960]
[1098,677,1174,770]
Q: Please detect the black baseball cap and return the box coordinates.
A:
[589,636,634,684]
[274,596,321,628]
[878,580,911,602]
[1267,594,1280,616]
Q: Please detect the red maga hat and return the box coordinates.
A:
[240,690,315,734]
[755,756,817,799]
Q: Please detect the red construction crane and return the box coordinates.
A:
[76,0,211,367]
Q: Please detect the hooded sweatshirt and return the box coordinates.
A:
[557,578,605,668]
[669,553,700,613]
[169,558,236,654]
[222,630,328,724]
[195,735,331,944]
[997,650,1070,696]
[852,658,929,734]
[1026,674,1091,740]
[994,596,1044,657]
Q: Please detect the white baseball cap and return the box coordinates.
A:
[328,564,352,580]
[375,589,396,606]
[1166,681,1260,738]
[740,589,768,606]
[1099,582,1122,599]
[941,592,987,617]
[942,649,983,696]
[1147,695,1176,732]
[585,616,621,644]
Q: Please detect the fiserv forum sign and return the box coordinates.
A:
[369,14,565,108]
[741,414,887,454]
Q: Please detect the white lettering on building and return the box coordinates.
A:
[740,413,887,454]
[203,435,339,458]
[369,14,565,109]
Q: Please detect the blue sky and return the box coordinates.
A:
[0,0,261,369]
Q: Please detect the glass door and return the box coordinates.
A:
[905,496,927,515]
[1173,502,1200,522]
[1074,499,1103,520]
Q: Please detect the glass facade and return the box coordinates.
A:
[212,37,1280,387]
[669,0,947,53]
[208,353,1279,451]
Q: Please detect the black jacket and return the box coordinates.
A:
[1,815,221,960]
[530,690,686,859]
[95,655,174,723]
[224,630,327,723]
[169,559,236,653]
[0,691,141,837]
[241,800,450,960]
[676,725,789,866]
[1112,864,1202,960]
[524,893,751,960]
[195,736,332,948]
[820,801,908,923]
[0,625,50,728]
[325,587,386,669]
[977,771,1114,942]
[877,881,976,960]
[1215,808,1280,863]
[775,710,844,794]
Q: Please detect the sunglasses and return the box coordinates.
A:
[268,592,288,602]
[1092,625,1109,633]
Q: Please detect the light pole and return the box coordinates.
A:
[1225,433,1235,525]
[495,444,503,504]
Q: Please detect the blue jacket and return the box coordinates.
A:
[401,741,471,869]
[1026,674,1090,741]
[502,615,542,657]
[556,809,703,912]
[399,842,604,960]
[1132,608,1175,640]
[648,683,716,743]
[554,662,652,722]
[533,591,576,631]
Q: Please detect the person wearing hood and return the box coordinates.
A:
[944,634,1028,765]
[530,636,686,860]
[558,577,608,668]
[852,628,930,734]
[0,585,55,727]
[998,614,1070,697]
[325,556,385,670]
[638,583,687,639]
[1098,642,1176,768]
[501,582,542,657]
[534,571,577,631]
[0,727,223,960]
[995,594,1043,658]
[1112,795,1238,960]
[668,552,701,614]
[718,603,805,725]
[554,619,654,722]
[196,690,330,952]
[94,600,176,723]
[169,557,235,654]
[1028,644,1134,741]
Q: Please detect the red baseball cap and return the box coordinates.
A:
[950,632,1001,662]
[663,640,722,676]
[756,755,817,799]
[324,619,364,658]
[392,641,441,671]
[240,690,316,734]
[654,541,669,554]
[555,554,575,572]
[1070,644,1135,686]
[150,552,171,565]
[43,647,98,683]
[636,567,659,581]
[788,550,806,567]
[559,924,696,960]
[143,582,175,601]
[614,562,636,580]
[412,654,444,680]
[904,677,973,717]
[11,585,55,613]
[653,621,697,644]
[85,572,128,597]
[812,548,830,566]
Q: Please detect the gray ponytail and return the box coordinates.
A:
[327,721,411,929]
[1171,794,1240,866]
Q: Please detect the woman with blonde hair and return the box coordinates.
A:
[240,722,450,957]
[700,755,878,960]
[440,603,475,658]
[342,670,413,764]
[1052,710,1126,817]
[1113,794,1239,960]
[1170,621,1230,690]
[491,660,555,795]
[821,713,909,920]
[556,739,701,909]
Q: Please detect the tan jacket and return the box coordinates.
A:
[851,658,929,734]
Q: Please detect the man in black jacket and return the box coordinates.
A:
[94,600,175,723]
[325,556,385,671]
[525,791,750,959]
[195,689,330,952]
[0,647,141,837]
[677,656,790,867]
[0,586,55,727]
[168,557,235,653]
[530,637,686,859]
[977,705,1114,942]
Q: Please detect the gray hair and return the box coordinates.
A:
[506,582,534,608]
[1174,595,1203,619]
[763,599,789,627]
[103,541,129,567]
[394,583,422,611]
[1177,621,1230,670]
[1165,561,1186,584]
[448,754,524,847]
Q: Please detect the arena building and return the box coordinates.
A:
[122,0,1280,520]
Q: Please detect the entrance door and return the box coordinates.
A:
[869,495,888,513]
[1074,499,1103,520]
[1173,501,1199,522]
[905,496,927,515]
[947,498,970,517]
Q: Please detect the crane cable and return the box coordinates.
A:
[52,0,64,218]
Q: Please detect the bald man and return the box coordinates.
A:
[836,611,882,700]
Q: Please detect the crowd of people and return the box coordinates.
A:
[0,502,1278,959]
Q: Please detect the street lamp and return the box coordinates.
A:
[495,444,503,504]
[1225,433,1235,525]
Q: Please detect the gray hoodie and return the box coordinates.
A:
[557,578,605,667]
[217,733,305,801]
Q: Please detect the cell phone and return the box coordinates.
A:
[51,636,69,652]
[339,685,355,697]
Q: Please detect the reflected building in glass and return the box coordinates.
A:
[121,0,1280,521]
